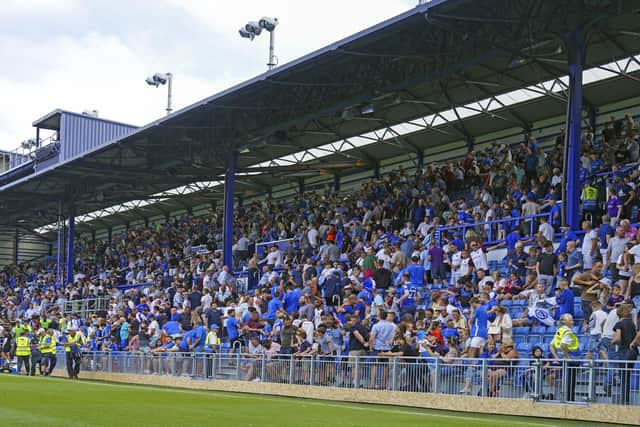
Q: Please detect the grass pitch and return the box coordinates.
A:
[0,375,627,427]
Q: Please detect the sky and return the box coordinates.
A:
[0,0,419,152]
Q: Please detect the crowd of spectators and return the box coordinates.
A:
[1,115,640,399]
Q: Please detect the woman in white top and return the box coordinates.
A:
[488,305,512,343]
[615,243,634,299]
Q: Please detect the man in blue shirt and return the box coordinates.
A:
[397,272,420,318]
[555,279,574,319]
[225,309,241,359]
[460,296,488,394]
[556,226,579,255]
[368,311,397,389]
[266,291,284,323]
[405,256,426,287]
[283,286,301,315]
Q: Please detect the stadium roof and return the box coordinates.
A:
[3,0,640,235]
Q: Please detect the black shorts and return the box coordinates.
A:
[230,337,243,347]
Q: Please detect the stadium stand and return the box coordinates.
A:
[1,109,640,406]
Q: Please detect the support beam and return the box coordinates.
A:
[107,227,113,244]
[66,199,75,285]
[223,150,237,269]
[467,137,475,152]
[56,200,63,285]
[588,106,597,133]
[298,179,305,194]
[373,161,381,179]
[563,28,584,230]
[417,150,424,169]
[334,174,341,193]
[14,228,19,265]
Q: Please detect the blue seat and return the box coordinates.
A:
[513,299,526,307]
[516,342,531,353]
[514,335,526,345]
[572,325,582,334]
[513,326,530,336]
[501,300,513,307]
[531,326,546,335]
[527,335,541,345]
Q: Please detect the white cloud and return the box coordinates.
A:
[0,0,417,151]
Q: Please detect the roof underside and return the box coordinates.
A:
[3,0,640,235]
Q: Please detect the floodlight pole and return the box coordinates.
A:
[166,73,173,115]
[267,30,276,70]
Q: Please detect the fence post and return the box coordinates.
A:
[533,359,542,400]
[391,358,399,391]
[433,357,440,393]
[289,354,295,384]
[587,359,596,402]
[310,355,315,386]
[211,353,217,379]
[107,353,112,373]
[481,359,488,397]
[260,354,266,381]
[354,356,360,389]
[235,353,241,380]
[561,360,568,403]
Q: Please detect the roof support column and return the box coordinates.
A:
[66,197,75,285]
[417,150,424,170]
[107,226,112,245]
[373,161,381,179]
[14,228,19,265]
[467,137,475,153]
[333,174,341,193]
[588,106,597,133]
[298,179,305,194]
[223,150,237,269]
[562,28,584,231]
[56,200,63,285]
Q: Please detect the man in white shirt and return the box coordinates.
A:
[416,217,431,238]
[470,241,488,271]
[449,243,462,285]
[307,226,319,249]
[581,221,598,270]
[537,216,555,243]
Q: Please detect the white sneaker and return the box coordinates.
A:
[252,377,261,382]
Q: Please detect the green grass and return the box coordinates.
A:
[0,375,627,427]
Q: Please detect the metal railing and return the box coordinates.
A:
[56,352,640,407]
[59,297,110,317]
[437,212,557,247]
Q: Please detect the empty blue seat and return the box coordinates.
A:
[501,300,513,307]
[572,325,582,334]
[527,335,541,345]
[516,342,531,353]
[531,326,546,335]
[514,335,526,345]
[513,326,530,336]
[513,300,526,307]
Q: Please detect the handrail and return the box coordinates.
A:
[436,212,554,247]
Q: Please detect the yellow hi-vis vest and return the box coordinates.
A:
[65,333,83,353]
[551,326,580,357]
[16,336,31,356]
[40,335,57,354]
[583,185,597,200]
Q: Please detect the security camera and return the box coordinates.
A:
[258,17,278,32]
[245,21,262,36]
[239,28,255,40]
[145,76,159,86]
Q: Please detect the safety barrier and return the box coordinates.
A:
[58,352,640,407]
[437,212,557,247]
[59,297,110,317]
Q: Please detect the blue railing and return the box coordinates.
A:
[436,212,555,247]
